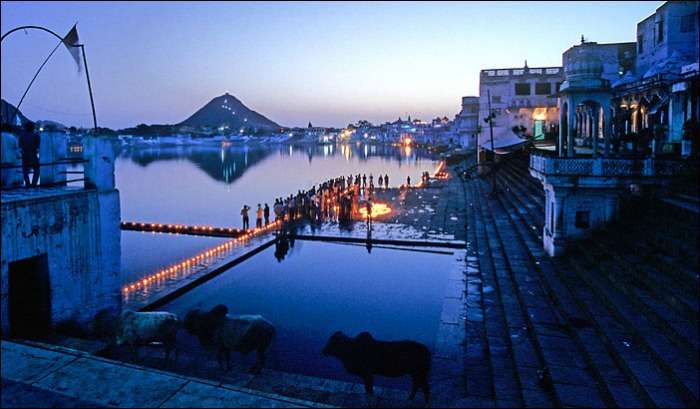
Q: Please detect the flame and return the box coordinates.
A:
[358,203,391,219]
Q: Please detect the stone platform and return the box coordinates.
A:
[1,340,329,408]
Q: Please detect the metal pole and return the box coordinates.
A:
[9,39,63,125]
[79,45,98,130]
[487,89,497,195]
[487,89,495,159]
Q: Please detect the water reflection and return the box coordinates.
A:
[116,142,439,279]
[118,142,429,186]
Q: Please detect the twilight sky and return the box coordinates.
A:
[1,1,661,129]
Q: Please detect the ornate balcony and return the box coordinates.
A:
[529,152,687,179]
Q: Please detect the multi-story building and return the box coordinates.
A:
[531,1,696,257]
[479,63,564,150]
[453,96,479,148]
[611,0,699,155]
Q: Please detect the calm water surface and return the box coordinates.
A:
[161,240,453,387]
[118,142,439,280]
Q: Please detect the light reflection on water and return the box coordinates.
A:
[117,142,438,289]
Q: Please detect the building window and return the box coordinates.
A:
[515,83,531,95]
[680,14,696,33]
[555,82,563,92]
[656,20,664,43]
[535,82,552,95]
[575,211,590,229]
[638,35,644,53]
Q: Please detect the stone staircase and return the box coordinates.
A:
[462,150,699,407]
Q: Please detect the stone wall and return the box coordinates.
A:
[1,189,121,335]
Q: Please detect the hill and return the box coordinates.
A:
[178,93,280,131]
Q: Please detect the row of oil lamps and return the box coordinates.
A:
[122,219,281,295]
[121,221,245,236]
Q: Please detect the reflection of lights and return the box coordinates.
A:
[358,203,391,219]
[122,220,281,297]
[404,145,412,157]
[403,137,412,146]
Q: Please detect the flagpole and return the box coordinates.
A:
[2,24,96,130]
[78,44,97,130]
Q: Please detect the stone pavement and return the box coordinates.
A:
[1,340,331,408]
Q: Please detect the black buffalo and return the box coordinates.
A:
[184,304,275,374]
[322,331,431,402]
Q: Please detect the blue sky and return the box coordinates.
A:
[1,1,662,129]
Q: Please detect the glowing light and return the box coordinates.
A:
[532,107,547,121]
[358,203,391,219]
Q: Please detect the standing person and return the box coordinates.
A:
[19,122,41,187]
[241,205,250,231]
[274,198,284,222]
[378,175,384,188]
[365,198,373,227]
[362,174,367,188]
[384,174,389,188]
[406,175,411,187]
[263,203,270,226]
[256,204,263,228]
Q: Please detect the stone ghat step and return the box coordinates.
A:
[468,175,694,406]
[495,158,698,318]
[471,178,612,408]
[586,230,700,326]
[501,164,700,328]
[562,249,699,407]
[492,166,699,365]
[465,180,553,407]
[484,177,650,408]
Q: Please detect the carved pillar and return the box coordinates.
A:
[604,105,613,157]
[558,103,566,156]
[592,107,599,157]
[567,98,576,157]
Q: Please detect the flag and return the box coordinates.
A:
[63,24,82,72]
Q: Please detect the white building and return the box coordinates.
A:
[453,96,480,148]
[479,63,564,153]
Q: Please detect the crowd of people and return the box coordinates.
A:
[238,172,400,231]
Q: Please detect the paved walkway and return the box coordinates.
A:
[1,340,331,408]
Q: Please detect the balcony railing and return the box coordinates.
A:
[529,152,687,178]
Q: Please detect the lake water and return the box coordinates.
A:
[118,142,440,282]
[160,240,454,388]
